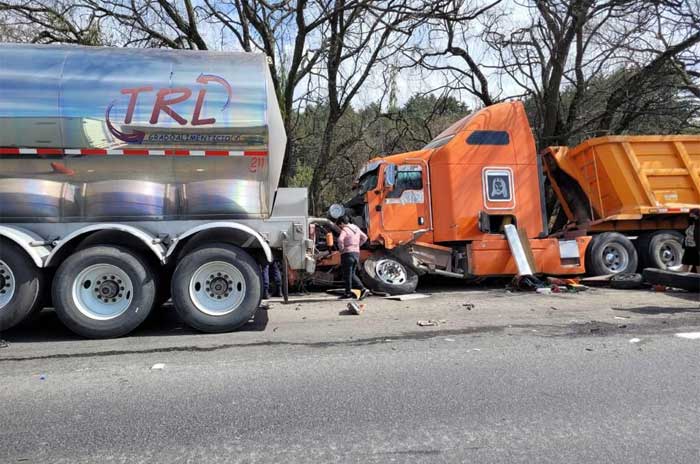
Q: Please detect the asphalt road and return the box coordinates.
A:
[1,287,699,463]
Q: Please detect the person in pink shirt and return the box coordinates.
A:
[336,216,369,299]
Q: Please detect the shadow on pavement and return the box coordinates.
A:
[0,303,269,343]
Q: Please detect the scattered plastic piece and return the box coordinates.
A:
[38,374,47,380]
[463,303,475,310]
[151,363,165,370]
[444,338,455,342]
[629,338,641,344]
[536,287,552,295]
[346,301,365,315]
[385,293,430,301]
[675,332,700,340]
[417,320,439,327]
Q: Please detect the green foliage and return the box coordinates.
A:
[293,94,469,207]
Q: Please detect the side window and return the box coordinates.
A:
[467,130,509,145]
[387,167,423,198]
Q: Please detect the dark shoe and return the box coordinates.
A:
[359,288,370,300]
[263,292,271,300]
[338,293,354,300]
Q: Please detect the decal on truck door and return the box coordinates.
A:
[481,167,515,209]
[483,168,514,203]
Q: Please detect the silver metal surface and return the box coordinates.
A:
[657,239,683,269]
[558,240,580,259]
[188,261,246,316]
[602,243,629,273]
[0,43,286,221]
[0,259,16,309]
[504,224,534,276]
[71,263,134,320]
[375,258,408,285]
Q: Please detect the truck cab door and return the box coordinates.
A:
[380,163,431,235]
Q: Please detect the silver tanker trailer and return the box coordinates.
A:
[0,43,315,338]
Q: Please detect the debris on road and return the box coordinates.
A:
[417,320,440,327]
[384,293,431,301]
[463,303,475,310]
[629,338,641,344]
[39,374,47,380]
[614,316,630,320]
[675,332,700,340]
[643,268,700,293]
[580,274,614,287]
[151,363,165,370]
[610,273,644,290]
[0,338,8,349]
[347,301,365,315]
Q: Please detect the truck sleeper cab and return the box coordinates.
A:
[319,101,698,295]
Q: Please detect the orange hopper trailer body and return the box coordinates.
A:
[313,101,700,294]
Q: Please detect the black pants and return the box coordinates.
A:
[341,252,365,295]
[262,261,282,296]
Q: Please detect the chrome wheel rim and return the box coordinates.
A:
[658,241,682,268]
[188,261,246,316]
[0,260,16,309]
[375,259,407,285]
[602,243,629,273]
[72,264,134,320]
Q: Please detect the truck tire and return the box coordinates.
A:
[638,231,684,270]
[586,232,638,276]
[171,244,261,333]
[0,243,44,331]
[360,254,418,295]
[609,273,644,290]
[52,246,156,338]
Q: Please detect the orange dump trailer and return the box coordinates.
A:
[544,136,700,274]
[312,101,700,294]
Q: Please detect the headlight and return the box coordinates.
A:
[328,203,345,219]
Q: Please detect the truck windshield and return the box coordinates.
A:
[356,168,379,194]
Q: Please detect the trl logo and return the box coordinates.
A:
[105,73,232,143]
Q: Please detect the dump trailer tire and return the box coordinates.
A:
[360,254,419,295]
[52,246,156,338]
[0,243,44,331]
[586,232,638,276]
[638,231,684,270]
[171,244,261,333]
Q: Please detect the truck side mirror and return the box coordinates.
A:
[384,164,397,190]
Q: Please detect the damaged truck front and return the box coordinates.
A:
[312,101,700,295]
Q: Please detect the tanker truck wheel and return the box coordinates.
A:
[171,244,261,333]
[586,232,638,276]
[637,231,684,270]
[52,246,156,338]
[360,254,418,295]
[0,243,44,331]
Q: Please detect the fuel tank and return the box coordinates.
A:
[0,43,286,222]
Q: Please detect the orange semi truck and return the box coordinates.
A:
[312,101,700,294]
